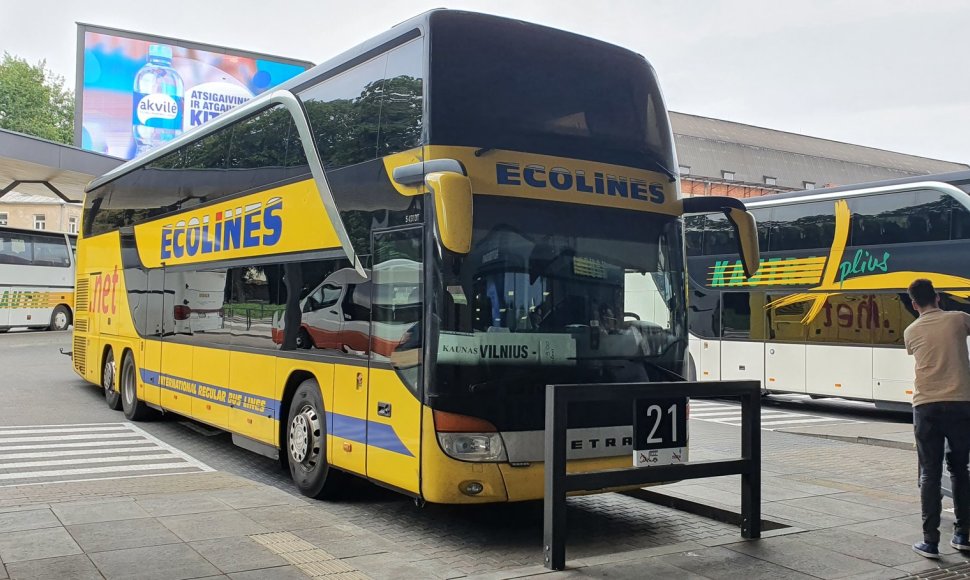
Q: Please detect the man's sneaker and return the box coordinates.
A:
[914,542,941,559]
[952,533,970,552]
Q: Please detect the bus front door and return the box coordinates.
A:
[366,227,423,495]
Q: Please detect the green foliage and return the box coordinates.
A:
[303,75,422,169]
[0,53,74,144]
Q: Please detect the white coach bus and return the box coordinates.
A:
[686,170,970,410]
[0,226,76,332]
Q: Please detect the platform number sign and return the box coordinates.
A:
[633,397,688,467]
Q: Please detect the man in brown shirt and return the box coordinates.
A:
[904,278,970,559]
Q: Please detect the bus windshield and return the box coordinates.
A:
[433,197,686,428]
[429,12,674,174]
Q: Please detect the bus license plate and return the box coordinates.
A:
[633,397,688,468]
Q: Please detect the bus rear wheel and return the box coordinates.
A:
[48,306,71,331]
[285,378,343,499]
[102,349,122,410]
[121,351,155,421]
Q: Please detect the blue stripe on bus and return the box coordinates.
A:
[328,412,414,457]
[140,369,279,418]
[139,369,414,457]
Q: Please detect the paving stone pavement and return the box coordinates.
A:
[0,414,962,578]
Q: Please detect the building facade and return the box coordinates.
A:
[671,112,969,198]
[0,192,82,234]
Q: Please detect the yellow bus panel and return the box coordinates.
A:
[330,364,368,476]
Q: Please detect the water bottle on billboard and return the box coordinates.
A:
[132,44,184,155]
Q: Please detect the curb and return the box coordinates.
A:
[780,430,916,451]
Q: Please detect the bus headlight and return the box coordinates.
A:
[437,432,507,462]
[433,409,508,462]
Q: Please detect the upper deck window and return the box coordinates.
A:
[84,105,308,237]
[299,39,423,170]
[429,13,673,173]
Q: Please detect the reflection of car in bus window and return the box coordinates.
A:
[273,268,368,353]
[272,259,422,357]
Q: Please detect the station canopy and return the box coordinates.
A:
[0,128,121,203]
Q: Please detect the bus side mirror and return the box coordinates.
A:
[724,207,760,279]
[682,196,760,278]
[426,172,473,255]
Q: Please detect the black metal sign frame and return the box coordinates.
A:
[543,380,762,570]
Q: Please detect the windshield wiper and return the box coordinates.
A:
[645,157,677,183]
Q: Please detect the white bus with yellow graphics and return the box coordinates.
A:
[0,226,75,332]
[686,170,970,410]
[73,10,758,502]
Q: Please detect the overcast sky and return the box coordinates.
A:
[2,0,967,164]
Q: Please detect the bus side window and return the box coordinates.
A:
[753,208,770,251]
[684,215,704,256]
[0,233,32,265]
[32,236,71,267]
[767,202,834,253]
[702,215,735,256]
[721,291,760,340]
[688,288,719,339]
[849,190,949,246]
[228,265,284,350]
[378,38,424,157]
[952,198,970,240]
[300,54,389,169]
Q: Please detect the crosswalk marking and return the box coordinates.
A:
[0,445,158,461]
[0,422,211,487]
[0,432,147,444]
[0,462,196,482]
[0,425,125,437]
[689,400,862,431]
[0,440,155,452]
[0,453,176,470]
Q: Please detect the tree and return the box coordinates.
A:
[0,53,74,144]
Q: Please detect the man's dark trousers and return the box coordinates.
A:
[915,401,970,543]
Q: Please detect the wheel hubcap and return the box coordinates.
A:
[104,355,115,393]
[289,404,322,467]
[55,312,67,329]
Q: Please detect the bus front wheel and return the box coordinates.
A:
[102,349,122,411]
[48,306,71,331]
[121,351,155,421]
[285,378,343,499]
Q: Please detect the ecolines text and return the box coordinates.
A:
[161,198,283,260]
[496,162,665,204]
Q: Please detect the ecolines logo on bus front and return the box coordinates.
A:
[495,162,665,204]
[161,197,283,260]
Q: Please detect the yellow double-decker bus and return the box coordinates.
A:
[73,10,758,503]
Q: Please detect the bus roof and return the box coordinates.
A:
[743,169,970,207]
[87,9,649,194]
[0,225,75,239]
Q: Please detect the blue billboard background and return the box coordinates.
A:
[78,29,309,160]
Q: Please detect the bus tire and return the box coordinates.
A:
[120,351,155,421]
[102,348,122,411]
[48,305,71,331]
[296,328,312,350]
[285,378,343,499]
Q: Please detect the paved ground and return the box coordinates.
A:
[1,328,966,579]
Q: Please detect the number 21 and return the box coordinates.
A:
[645,404,678,444]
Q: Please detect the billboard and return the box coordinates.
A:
[75,24,312,160]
